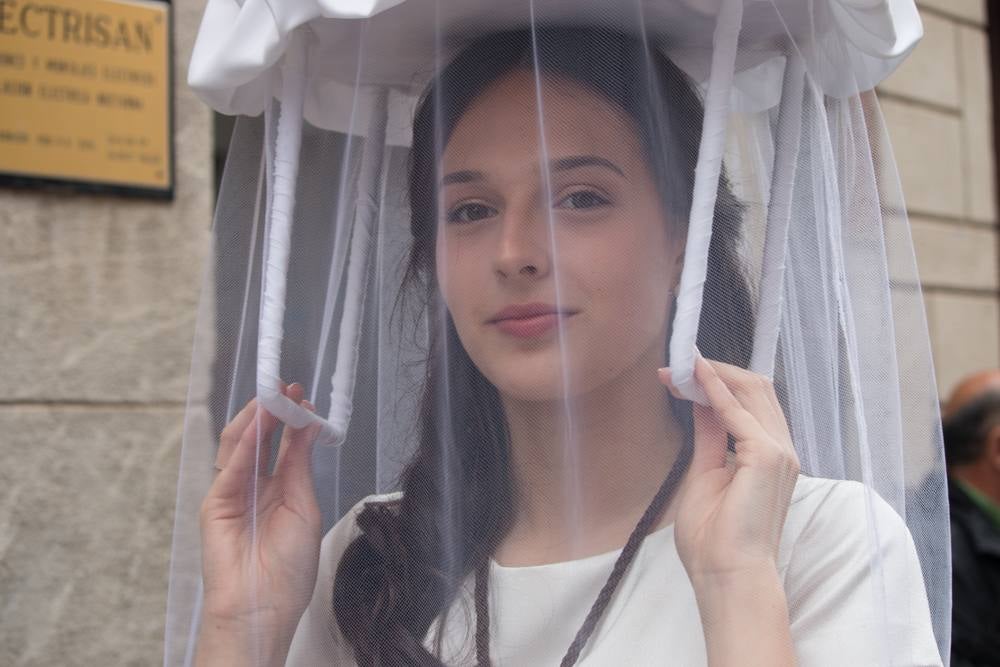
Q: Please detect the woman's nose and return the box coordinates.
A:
[492,210,551,281]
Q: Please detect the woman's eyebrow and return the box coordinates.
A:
[441,156,624,185]
[442,169,485,185]
[551,155,625,177]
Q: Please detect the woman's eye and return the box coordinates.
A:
[446,202,498,224]
[556,190,611,210]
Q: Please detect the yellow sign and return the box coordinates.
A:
[0,0,171,195]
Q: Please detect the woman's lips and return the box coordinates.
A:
[493,312,573,338]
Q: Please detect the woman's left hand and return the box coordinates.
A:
[659,353,800,588]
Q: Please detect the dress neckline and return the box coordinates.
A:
[490,521,676,573]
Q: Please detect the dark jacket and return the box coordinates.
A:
[950,481,1000,667]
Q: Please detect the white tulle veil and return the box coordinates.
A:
[166,2,949,665]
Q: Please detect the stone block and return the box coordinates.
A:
[958,25,997,223]
[880,12,959,108]
[0,207,209,403]
[924,291,1000,397]
[918,0,986,24]
[881,100,965,218]
[0,407,183,667]
[911,217,998,289]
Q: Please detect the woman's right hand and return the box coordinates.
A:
[195,383,322,667]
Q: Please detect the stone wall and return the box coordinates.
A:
[880,0,999,396]
[0,0,211,664]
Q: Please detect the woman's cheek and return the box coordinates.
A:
[603,268,670,351]
[438,236,472,294]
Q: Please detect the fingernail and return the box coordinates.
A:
[302,400,315,412]
[657,368,680,397]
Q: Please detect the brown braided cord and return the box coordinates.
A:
[474,445,691,666]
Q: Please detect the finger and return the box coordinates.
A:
[693,355,770,445]
[660,361,785,444]
[213,404,278,489]
[277,400,321,514]
[659,366,728,477]
[274,384,307,469]
[261,381,304,461]
[285,381,305,405]
[657,367,683,399]
[702,360,794,456]
[700,359,785,437]
[215,382,301,487]
[696,358,801,479]
[259,382,305,475]
[216,398,259,470]
[252,378,289,445]
[211,405,274,500]
[689,402,728,477]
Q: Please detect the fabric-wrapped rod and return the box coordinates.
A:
[750,54,807,377]
[668,0,742,404]
[326,87,389,443]
[258,31,341,444]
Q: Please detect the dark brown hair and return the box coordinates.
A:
[332,26,754,665]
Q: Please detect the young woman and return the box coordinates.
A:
[192,27,941,666]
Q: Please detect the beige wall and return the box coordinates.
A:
[0,0,211,664]
[880,0,1000,397]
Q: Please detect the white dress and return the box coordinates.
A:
[287,476,942,666]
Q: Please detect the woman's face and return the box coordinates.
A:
[437,70,682,402]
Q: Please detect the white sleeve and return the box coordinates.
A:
[782,480,942,667]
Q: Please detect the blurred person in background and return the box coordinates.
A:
[942,370,1000,666]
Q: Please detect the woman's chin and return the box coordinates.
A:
[482,364,611,404]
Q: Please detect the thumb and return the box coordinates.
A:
[658,367,727,477]
[278,401,320,516]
